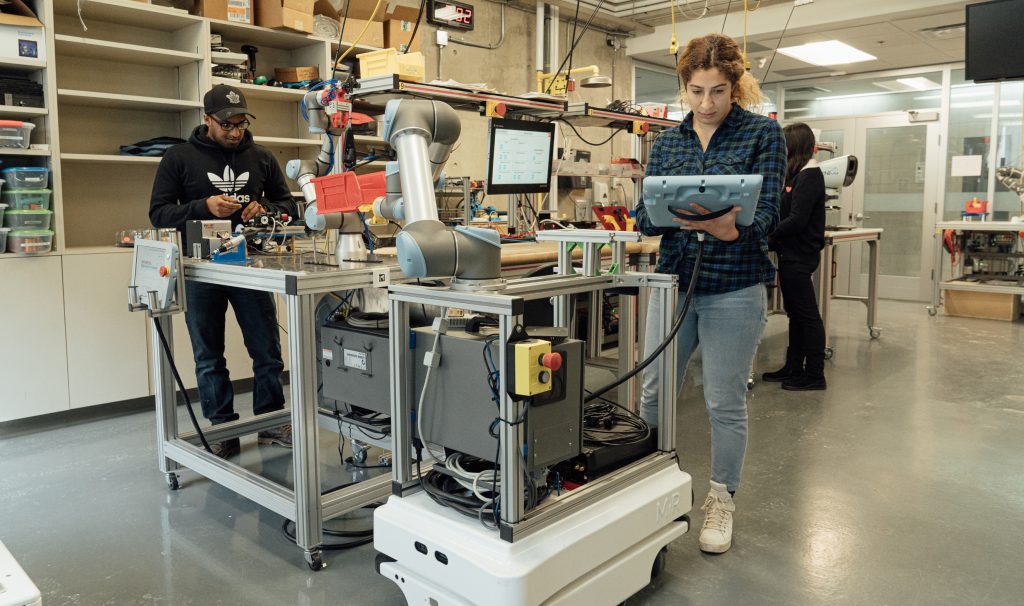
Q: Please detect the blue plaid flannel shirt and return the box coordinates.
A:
[636,104,786,294]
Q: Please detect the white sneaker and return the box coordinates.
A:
[699,480,735,553]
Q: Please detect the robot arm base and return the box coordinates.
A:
[396,221,501,281]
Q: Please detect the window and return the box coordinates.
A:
[944,69,994,220]
[634,65,683,120]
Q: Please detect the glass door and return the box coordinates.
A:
[850,114,940,301]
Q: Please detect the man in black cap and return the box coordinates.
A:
[150,84,296,458]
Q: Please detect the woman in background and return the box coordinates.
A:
[764,123,827,390]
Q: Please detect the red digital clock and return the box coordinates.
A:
[427,0,475,31]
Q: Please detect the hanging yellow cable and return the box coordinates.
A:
[335,0,386,67]
[669,0,679,55]
[743,0,750,69]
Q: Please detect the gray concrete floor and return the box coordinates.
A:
[2,299,1023,605]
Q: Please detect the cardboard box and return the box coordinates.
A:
[316,0,417,21]
[342,18,384,47]
[384,19,419,52]
[944,288,1022,322]
[257,0,315,33]
[274,65,320,82]
[387,1,421,21]
[0,0,46,61]
[192,0,254,24]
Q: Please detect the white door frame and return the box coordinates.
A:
[850,114,940,301]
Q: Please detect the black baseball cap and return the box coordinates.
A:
[204,84,256,121]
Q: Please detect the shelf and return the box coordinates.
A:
[0,57,46,71]
[55,35,203,68]
[0,106,48,118]
[62,246,134,256]
[329,40,382,56]
[57,89,202,112]
[0,148,51,156]
[253,136,323,147]
[211,77,307,100]
[210,20,329,49]
[354,135,385,146]
[940,279,1024,295]
[53,0,202,30]
[61,154,163,165]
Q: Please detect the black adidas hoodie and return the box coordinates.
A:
[149,125,296,231]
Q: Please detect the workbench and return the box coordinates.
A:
[150,235,655,569]
[767,228,883,357]
[152,254,399,571]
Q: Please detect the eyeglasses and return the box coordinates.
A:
[211,118,250,132]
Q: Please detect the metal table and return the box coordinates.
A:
[152,254,397,570]
[820,228,883,356]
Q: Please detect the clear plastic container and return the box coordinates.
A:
[3,209,51,230]
[1,167,48,189]
[0,227,8,253]
[2,188,51,210]
[6,229,53,255]
[0,202,6,225]
[0,120,35,149]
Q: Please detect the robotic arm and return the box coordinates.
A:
[996,166,1024,219]
[375,99,502,285]
[287,83,367,259]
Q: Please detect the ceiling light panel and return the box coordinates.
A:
[777,41,877,66]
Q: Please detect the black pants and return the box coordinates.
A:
[184,281,286,424]
[778,255,826,377]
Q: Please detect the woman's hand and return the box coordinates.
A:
[672,203,741,242]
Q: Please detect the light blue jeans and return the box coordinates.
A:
[640,284,767,492]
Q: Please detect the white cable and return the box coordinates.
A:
[416,307,449,461]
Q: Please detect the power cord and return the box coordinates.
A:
[584,232,706,403]
[152,318,212,453]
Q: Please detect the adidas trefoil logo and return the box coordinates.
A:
[207,166,249,195]
[226,91,240,104]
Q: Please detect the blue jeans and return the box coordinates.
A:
[640,284,767,492]
[184,281,285,425]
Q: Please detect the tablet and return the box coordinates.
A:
[642,174,763,228]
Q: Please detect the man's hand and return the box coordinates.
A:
[241,201,266,222]
[207,195,242,218]
[672,203,741,242]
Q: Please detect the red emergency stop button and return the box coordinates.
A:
[541,352,562,372]
[159,266,169,277]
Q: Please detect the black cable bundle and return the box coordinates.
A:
[582,396,651,446]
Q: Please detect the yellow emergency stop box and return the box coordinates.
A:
[512,339,553,397]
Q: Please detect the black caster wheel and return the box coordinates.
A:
[305,550,326,571]
[869,328,882,339]
[824,347,834,361]
[352,442,369,464]
[927,307,938,317]
[166,473,180,491]
[651,546,668,579]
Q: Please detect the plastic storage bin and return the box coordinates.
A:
[0,202,6,225]
[357,49,425,82]
[4,209,51,230]
[2,189,51,210]
[0,120,35,149]
[0,227,8,253]
[7,229,53,255]
[1,167,49,189]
